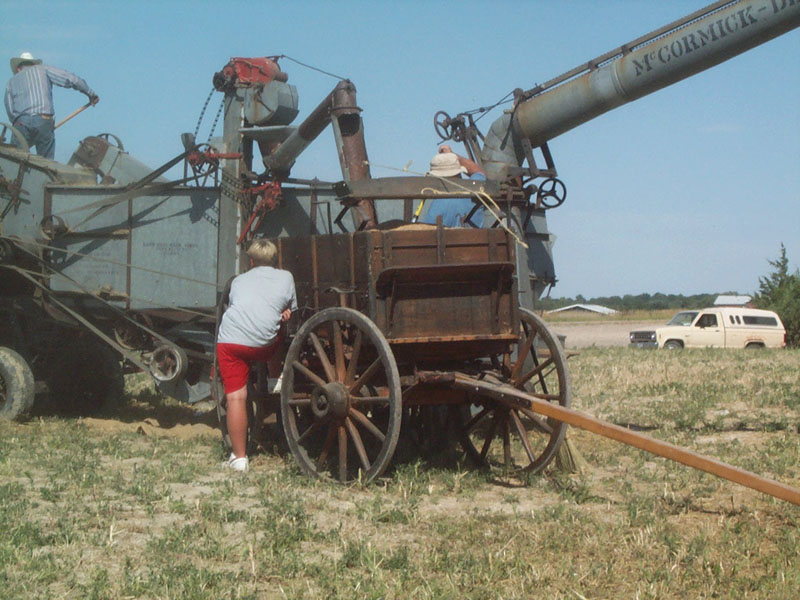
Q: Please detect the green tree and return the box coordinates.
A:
[753,243,800,347]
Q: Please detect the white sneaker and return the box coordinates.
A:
[224,453,249,472]
[272,374,283,394]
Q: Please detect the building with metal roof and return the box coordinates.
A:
[546,304,617,315]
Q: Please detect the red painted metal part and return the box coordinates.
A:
[223,57,286,85]
[186,150,242,169]
[237,181,282,245]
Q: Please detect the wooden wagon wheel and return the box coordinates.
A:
[280,307,402,483]
[459,308,571,475]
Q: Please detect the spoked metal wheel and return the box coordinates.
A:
[280,308,402,483]
[460,308,571,475]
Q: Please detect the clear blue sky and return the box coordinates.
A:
[3,0,798,299]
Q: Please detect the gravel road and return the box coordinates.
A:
[547,320,664,349]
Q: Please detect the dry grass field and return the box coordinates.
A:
[1,344,798,599]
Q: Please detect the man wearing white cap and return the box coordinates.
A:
[420,145,486,227]
[4,52,99,159]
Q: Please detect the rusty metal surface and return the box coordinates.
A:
[331,80,376,229]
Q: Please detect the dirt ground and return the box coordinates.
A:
[548,320,662,349]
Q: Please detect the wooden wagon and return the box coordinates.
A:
[216,222,570,483]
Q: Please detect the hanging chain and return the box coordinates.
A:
[193,88,216,140]
[207,98,225,142]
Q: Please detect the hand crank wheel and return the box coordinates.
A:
[280,308,402,483]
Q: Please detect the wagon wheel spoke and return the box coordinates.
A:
[529,357,557,395]
[349,407,386,442]
[459,309,571,476]
[332,320,346,382]
[509,329,534,383]
[518,406,554,435]
[291,360,327,388]
[502,413,512,470]
[296,418,324,444]
[344,329,363,386]
[479,413,500,462]
[514,356,554,389]
[464,404,491,432]
[308,332,336,383]
[345,417,371,473]
[348,357,382,395]
[510,409,537,464]
[316,424,336,471]
[337,425,348,482]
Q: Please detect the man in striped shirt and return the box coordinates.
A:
[4,52,99,160]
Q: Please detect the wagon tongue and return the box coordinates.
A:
[449,373,800,506]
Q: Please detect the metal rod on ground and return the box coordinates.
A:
[452,373,800,506]
[55,102,91,129]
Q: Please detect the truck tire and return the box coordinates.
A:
[664,340,683,350]
[0,346,35,421]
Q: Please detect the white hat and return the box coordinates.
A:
[427,152,467,177]
[10,52,42,74]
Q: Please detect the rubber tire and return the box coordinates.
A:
[0,346,35,421]
[663,340,683,350]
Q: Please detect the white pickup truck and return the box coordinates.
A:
[629,307,786,350]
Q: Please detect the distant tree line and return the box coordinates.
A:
[535,292,719,312]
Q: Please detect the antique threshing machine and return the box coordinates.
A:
[1,1,798,503]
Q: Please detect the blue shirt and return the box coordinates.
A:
[5,64,95,122]
[420,172,486,227]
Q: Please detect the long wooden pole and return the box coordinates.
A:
[453,374,800,506]
[55,102,91,129]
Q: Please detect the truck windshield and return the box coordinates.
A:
[667,311,698,326]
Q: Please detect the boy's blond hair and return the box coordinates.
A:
[246,239,277,267]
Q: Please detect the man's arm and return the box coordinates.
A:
[4,85,13,122]
[44,65,99,104]
[438,144,485,175]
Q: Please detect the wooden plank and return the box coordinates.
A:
[451,373,800,506]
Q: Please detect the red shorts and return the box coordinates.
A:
[216,335,282,394]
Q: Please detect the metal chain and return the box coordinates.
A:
[220,170,244,206]
[193,88,216,140]
[202,205,219,228]
[207,98,225,142]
